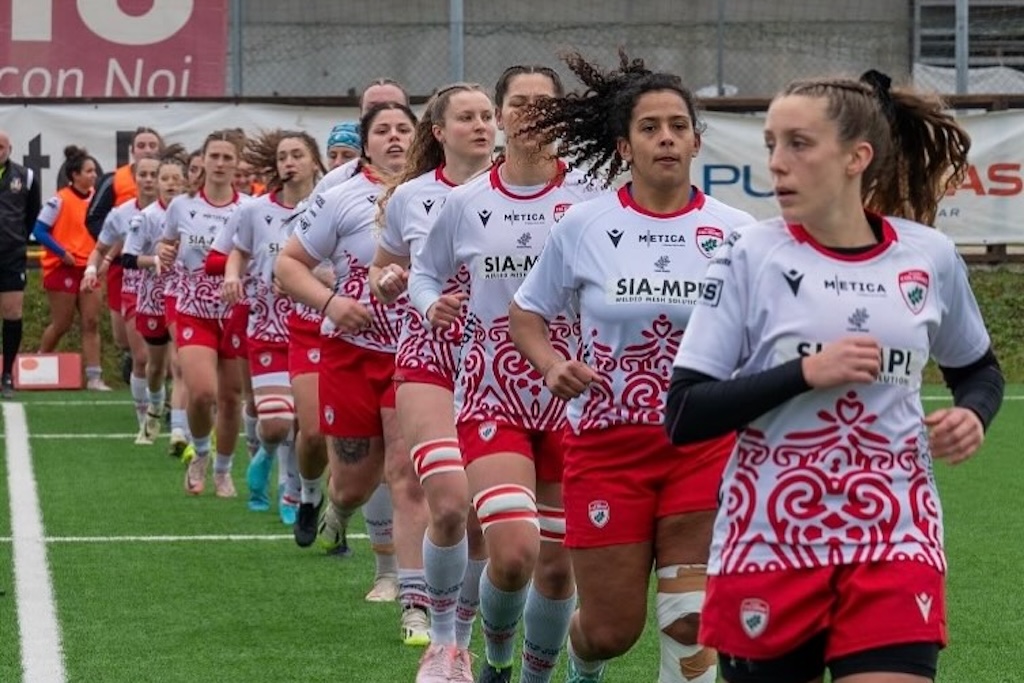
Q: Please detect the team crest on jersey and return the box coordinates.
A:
[9,177,22,193]
[259,352,271,367]
[588,500,610,528]
[695,226,724,259]
[324,406,335,425]
[307,349,320,363]
[64,277,73,289]
[898,270,930,314]
[478,421,497,441]
[740,598,769,638]
[553,203,572,222]
[182,327,194,341]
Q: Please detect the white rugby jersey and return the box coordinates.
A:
[233,193,301,343]
[103,200,147,295]
[515,185,754,432]
[296,168,404,353]
[379,166,469,375]
[311,158,360,197]
[410,162,603,430]
[162,190,241,320]
[673,215,991,575]
[123,201,169,316]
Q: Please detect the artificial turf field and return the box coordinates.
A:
[2,388,1023,682]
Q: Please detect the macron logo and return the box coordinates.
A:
[783,269,803,296]
[606,229,623,248]
[478,210,492,227]
[915,593,933,623]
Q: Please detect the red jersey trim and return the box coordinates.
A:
[617,183,706,218]
[199,187,240,208]
[786,213,898,262]
[489,159,568,200]
[435,165,458,188]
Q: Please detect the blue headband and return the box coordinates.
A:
[327,122,360,152]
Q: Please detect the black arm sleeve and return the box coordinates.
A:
[85,173,115,239]
[665,360,813,445]
[23,172,41,241]
[938,347,1004,431]
[120,253,140,270]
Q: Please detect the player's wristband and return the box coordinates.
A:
[319,292,336,315]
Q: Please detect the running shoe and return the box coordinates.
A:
[214,471,237,498]
[246,447,272,512]
[366,573,399,603]
[565,659,606,682]
[294,499,321,548]
[184,455,208,495]
[401,606,431,646]
[415,643,450,683]
[279,492,298,525]
[450,648,475,683]
[476,662,512,683]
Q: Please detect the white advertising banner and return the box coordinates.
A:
[0,102,1021,244]
[694,109,1024,244]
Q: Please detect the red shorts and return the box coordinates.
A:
[457,420,564,483]
[42,265,84,293]
[701,561,947,662]
[393,364,455,392]
[319,338,396,438]
[287,314,321,379]
[248,339,290,389]
[562,424,731,548]
[136,313,168,340]
[163,294,177,328]
[106,262,123,313]
[175,312,239,359]
[121,292,138,320]
[225,303,250,359]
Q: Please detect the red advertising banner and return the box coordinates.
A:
[0,0,228,97]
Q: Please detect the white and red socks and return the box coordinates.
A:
[521,586,576,682]
[424,533,469,645]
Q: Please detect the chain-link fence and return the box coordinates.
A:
[230,0,1024,98]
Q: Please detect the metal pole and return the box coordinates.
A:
[230,0,243,96]
[716,0,726,95]
[449,0,465,83]
[955,0,969,95]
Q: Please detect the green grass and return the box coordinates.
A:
[3,389,1024,681]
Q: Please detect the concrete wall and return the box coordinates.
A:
[234,0,911,97]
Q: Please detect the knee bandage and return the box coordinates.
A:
[410,438,463,485]
[656,564,716,683]
[255,394,295,423]
[537,503,565,544]
[472,484,538,533]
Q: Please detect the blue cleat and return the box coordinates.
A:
[246,447,273,512]
[279,492,298,525]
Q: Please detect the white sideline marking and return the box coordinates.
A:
[27,400,132,406]
[4,402,67,682]
[0,533,369,543]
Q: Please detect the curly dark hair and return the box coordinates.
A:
[521,49,703,187]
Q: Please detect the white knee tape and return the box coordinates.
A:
[537,503,565,543]
[256,394,295,422]
[656,564,715,683]
[410,438,464,484]
[472,484,538,533]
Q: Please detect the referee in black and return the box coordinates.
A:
[0,130,41,398]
